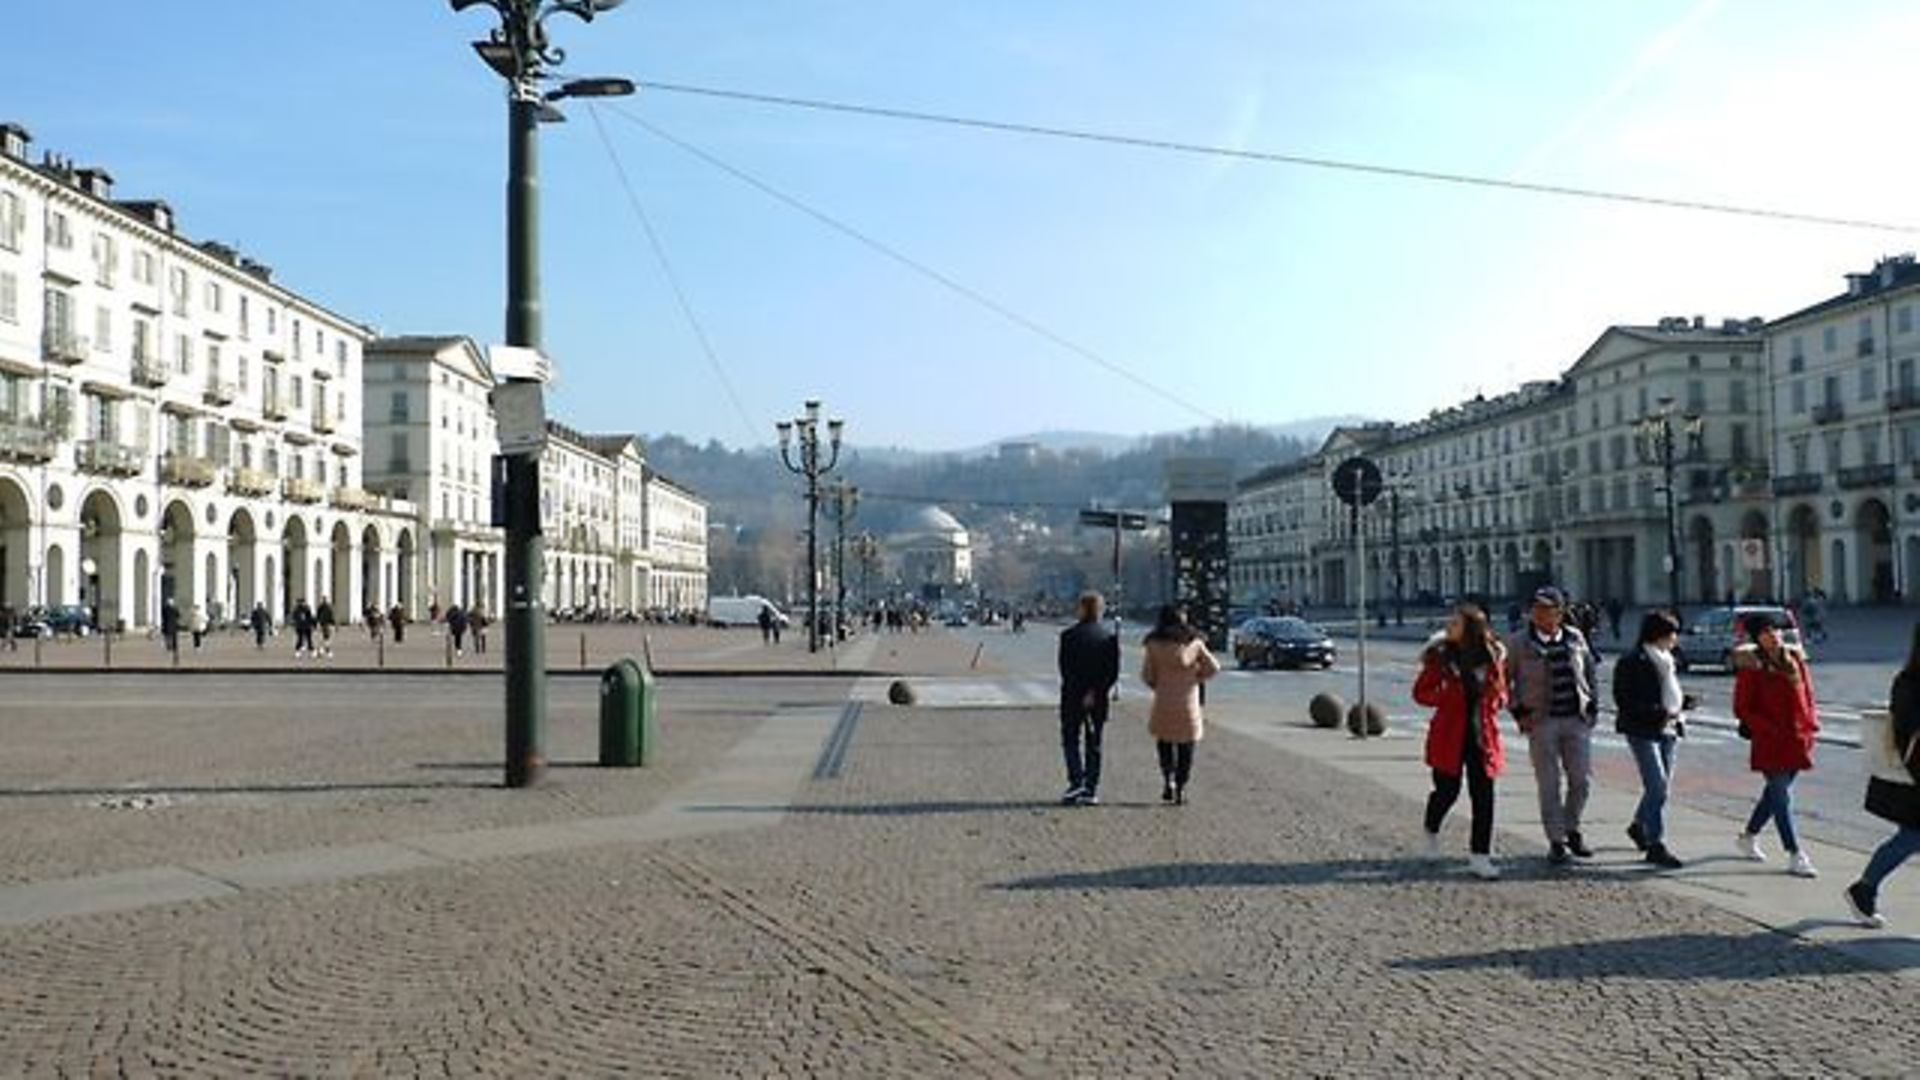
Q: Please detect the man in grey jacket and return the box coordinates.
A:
[1507,586,1600,865]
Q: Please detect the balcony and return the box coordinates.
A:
[1888,385,1920,413]
[203,379,238,406]
[1838,464,1896,490]
[262,394,289,422]
[1772,473,1824,497]
[282,477,324,504]
[131,357,169,388]
[312,409,336,434]
[1811,402,1845,425]
[160,451,218,488]
[42,330,88,365]
[227,467,275,497]
[75,438,144,477]
[330,487,372,511]
[0,420,57,464]
[1728,467,1773,499]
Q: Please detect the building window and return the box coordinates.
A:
[1903,424,1920,463]
[1823,326,1838,353]
[48,210,72,250]
[1636,387,1649,417]
[205,280,222,313]
[390,433,408,471]
[1861,364,1879,402]
[1824,374,1840,408]
[206,342,220,380]
[1900,305,1914,335]
[1789,380,1806,414]
[1791,437,1810,474]
[1825,432,1844,471]
[0,270,15,324]
[93,305,112,352]
[291,375,304,409]
[169,267,190,316]
[90,234,117,287]
[335,340,347,376]
[175,334,191,376]
[390,391,409,422]
[1688,354,1701,370]
[132,250,154,285]
[238,355,250,392]
[1685,380,1706,412]
[1730,422,1750,462]
[0,191,22,251]
[1730,380,1748,413]
[1862,428,1883,466]
[131,318,152,364]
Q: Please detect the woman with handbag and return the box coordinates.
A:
[1140,605,1219,805]
[1415,603,1508,880]
[1732,613,1821,878]
[1845,622,1920,927]
[1612,610,1694,869]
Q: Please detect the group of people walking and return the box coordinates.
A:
[1052,584,1917,927]
[1056,593,1219,808]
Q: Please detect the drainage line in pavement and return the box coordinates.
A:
[812,702,864,780]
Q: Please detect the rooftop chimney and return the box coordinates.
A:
[1847,273,1870,298]
[1692,315,1705,330]
[73,167,113,200]
[0,123,29,163]
[239,257,274,284]
[117,200,175,234]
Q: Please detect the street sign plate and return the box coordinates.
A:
[488,344,553,384]
[1332,456,1384,508]
[492,381,547,457]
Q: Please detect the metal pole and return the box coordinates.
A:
[1354,502,1368,731]
[1390,488,1404,626]
[1112,518,1123,624]
[806,469,820,653]
[833,495,847,642]
[1664,423,1681,611]
[503,88,548,788]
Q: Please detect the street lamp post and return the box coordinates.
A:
[450,0,633,789]
[1636,396,1703,613]
[825,481,859,642]
[777,401,844,652]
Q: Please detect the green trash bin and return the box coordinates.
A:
[599,658,657,767]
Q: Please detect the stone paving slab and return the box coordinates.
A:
[1,692,1914,1074]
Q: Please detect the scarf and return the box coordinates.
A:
[1647,643,1683,717]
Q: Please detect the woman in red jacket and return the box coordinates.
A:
[1416,603,1509,880]
[1732,613,1821,878]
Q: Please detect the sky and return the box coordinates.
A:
[7,1,1919,451]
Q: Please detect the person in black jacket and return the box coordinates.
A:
[1057,591,1120,806]
[1612,610,1694,869]
[1846,622,1920,927]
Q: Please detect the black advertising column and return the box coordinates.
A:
[1165,458,1234,652]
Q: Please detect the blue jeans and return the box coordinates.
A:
[1745,771,1801,853]
[1626,733,1677,846]
[1861,826,1920,892]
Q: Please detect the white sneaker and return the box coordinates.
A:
[1467,854,1500,880]
[1736,833,1767,862]
[1423,831,1441,858]
[1788,851,1818,879]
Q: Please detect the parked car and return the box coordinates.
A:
[1677,605,1803,672]
[1232,616,1336,670]
[13,605,94,638]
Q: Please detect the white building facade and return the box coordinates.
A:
[363,336,503,617]
[643,468,708,613]
[0,122,417,629]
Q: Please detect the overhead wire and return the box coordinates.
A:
[629,79,1920,236]
[600,103,1228,425]
[583,103,765,449]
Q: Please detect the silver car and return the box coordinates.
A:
[1677,605,1803,672]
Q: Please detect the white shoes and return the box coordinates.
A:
[1735,833,1767,862]
[1467,854,1500,880]
[1788,851,1818,879]
[1423,831,1441,859]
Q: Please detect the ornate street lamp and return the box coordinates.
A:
[776,401,844,652]
[449,0,633,789]
[1636,396,1705,612]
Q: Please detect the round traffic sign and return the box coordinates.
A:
[1332,456,1384,508]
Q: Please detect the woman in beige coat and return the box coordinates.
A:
[1141,605,1221,804]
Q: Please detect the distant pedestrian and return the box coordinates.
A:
[189,604,208,650]
[1507,586,1599,866]
[1733,612,1821,878]
[0,606,14,650]
[1416,602,1508,880]
[389,604,407,644]
[1847,621,1920,928]
[447,603,469,656]
[291,598,317,658]
[249,602,271,649]
[471,607,490,654]
[1605,597,1624,641]
[316,598,336,657]
[1613,610,1694,869]
[1057,591,1120,807]
[429,600,442,628]
[160,598,181,655]
[757,603,776,645]
[1140,605,1220,806]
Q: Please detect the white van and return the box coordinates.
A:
[708,595,788,628]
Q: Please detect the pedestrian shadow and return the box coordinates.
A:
[0,779,498,798]
[687,799,1086,817]
[999,858,1470,891]
[1388,930,1915,980]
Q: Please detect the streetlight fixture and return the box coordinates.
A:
[449,0,633,789]
[825,481,860,643]
[1636,395,1705,613]
[776,400,845,652]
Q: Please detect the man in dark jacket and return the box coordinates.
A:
[249,602,271,649]
[316,598,336,658]
[160,598,181,656]
[1057,591,1120,806]
[290,599,317,658]
[1847,645,1920,927]
[1507,586,1600,865]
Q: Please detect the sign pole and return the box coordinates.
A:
[1354,501,1368,734]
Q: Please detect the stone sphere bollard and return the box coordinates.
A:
[1309,692,1345,729]
[1361,701,1387,736]
[887,680,917,706]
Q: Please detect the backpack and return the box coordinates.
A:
[1864,709,1920,786]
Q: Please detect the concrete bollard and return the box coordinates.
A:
[446,633,455,669]
[1347,701,1385,738]
[103,630,111,669]
[887,680,917,706]
[1309,692,1345,729]
[579,631,587,671]
[378,634,386,668]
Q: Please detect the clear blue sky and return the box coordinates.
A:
[7,1,1916,450]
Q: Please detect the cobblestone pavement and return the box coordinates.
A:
[1,679,1914,1075]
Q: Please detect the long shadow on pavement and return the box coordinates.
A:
[997,857,1636,891]
[1389,931,1916,979]
[0,780,499,798]
[685,799,1120,817]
